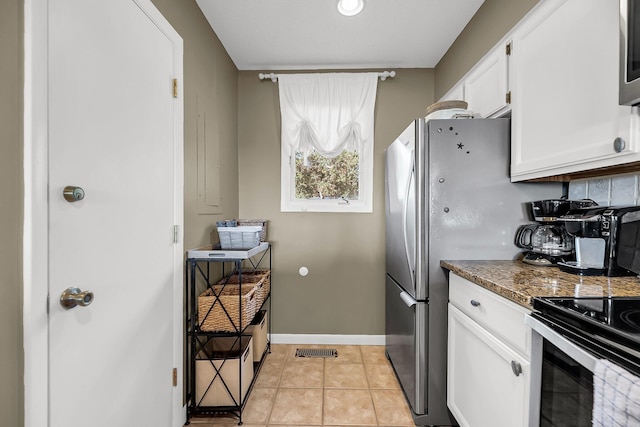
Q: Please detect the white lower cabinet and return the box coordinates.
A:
[448,305,530,427]
[447,274,532,427]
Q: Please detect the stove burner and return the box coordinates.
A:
[620,309,640,332]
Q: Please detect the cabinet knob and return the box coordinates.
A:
[470,299,481,307]
[511,360,522,377]
[613,137,626,153]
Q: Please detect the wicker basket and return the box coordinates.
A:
[217,269,271,309]
[236,219,268,242]
[253,270,270,308]
[198,284,257,332]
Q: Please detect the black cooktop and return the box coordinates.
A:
[535,297,640,335]
[532,296,640,373]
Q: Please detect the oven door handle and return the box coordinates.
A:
[525,315,599,373]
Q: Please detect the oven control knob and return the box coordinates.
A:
[510,360,522,377]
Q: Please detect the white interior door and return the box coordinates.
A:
[47,0,182,425]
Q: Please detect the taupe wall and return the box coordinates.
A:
[0,0,23,425]
[434,0,539,99]
[235,1,540,336]
[3,0,540,422]
[238,70,433,335]
[151,0,240,252]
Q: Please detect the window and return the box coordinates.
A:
[282,145,372,212]
[278,73,378,213]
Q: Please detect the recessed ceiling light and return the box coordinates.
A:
[337,0,364,16]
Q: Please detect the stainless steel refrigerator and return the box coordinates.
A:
[384,117,560,426]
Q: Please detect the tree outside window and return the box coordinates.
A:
[294,150,359,200]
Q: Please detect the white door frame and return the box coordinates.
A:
[23,1,184,425]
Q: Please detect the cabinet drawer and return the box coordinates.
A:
[449,273,531,357]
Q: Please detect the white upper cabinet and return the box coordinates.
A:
[510,0,639,181]
[440,82,464,104]
[463,42,511,118]
[439,43,511,119]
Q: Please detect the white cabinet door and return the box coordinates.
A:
[510,0,639,181]
[464,43,510,118]
[439,44,509,118]
[448,304,530,427]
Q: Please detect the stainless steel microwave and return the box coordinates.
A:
[620,0,640,105]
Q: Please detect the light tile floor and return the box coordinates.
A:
[187,344,417,427]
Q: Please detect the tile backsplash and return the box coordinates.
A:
[568,173,640,206]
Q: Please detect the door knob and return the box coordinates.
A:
[63,186,85,202]
[60,287,94,309]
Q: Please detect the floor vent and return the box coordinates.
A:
[295,348,338,358]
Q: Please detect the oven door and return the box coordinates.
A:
[526,315,599,427]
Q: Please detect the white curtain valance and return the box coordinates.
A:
[278,72,378,158]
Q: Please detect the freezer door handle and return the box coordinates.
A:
[399,291,417,308]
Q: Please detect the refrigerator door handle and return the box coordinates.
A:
[399,291,417,308]
[402,153,415,282]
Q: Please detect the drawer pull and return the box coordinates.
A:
[470,299,481,307]
[511,360,522,377]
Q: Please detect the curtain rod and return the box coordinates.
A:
[258,71,396,82]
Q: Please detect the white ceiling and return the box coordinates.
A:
[195,0,485,71]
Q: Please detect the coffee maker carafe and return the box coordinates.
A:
[515,223,574,265]
[515,199,597,266]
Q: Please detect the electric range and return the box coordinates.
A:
[531,296,640,375]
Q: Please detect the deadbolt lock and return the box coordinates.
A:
[63,186,85,202]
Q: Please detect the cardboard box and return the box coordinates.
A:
[195,336,254,407]
[247,310,268,362]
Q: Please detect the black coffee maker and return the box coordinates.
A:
[515,199,597,266]
[558,205,640,276]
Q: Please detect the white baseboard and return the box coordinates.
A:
[271,334,385,346]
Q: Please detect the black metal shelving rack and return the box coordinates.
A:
[185,242,271,425]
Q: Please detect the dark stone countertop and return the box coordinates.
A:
[441,260,640,308]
